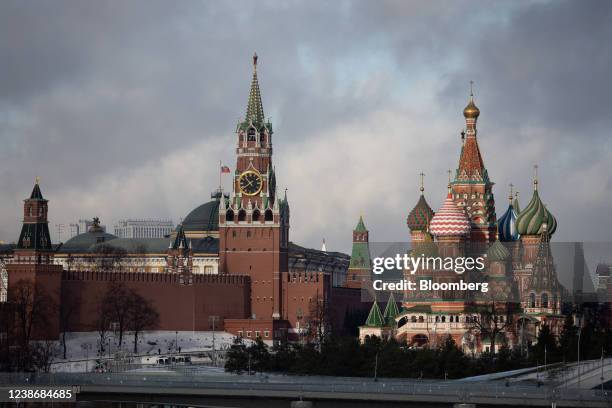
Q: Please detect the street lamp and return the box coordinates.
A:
[209,316,220,366]
[576,315,583,390]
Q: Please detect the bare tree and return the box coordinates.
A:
[307,290,330,349]
[468,302,512,355]
[59,293,81,359]
[7,279,56,371]
[32,340,59,373]
[93,245,127,273]
[127,291,159,354]
[9,280,55,348]
[101,280,133,350]
[93,301,111,355]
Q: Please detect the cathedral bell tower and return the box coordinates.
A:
[219,54,289,322]
[451,85,497,244]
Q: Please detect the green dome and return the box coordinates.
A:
[486,240,510,262]
[516,189,557,236]
[182,200,220,233]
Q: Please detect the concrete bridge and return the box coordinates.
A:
[1,369,610,407]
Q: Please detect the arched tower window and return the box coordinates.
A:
[541,293,549,308]
[226,210,234,222]
[252,210,261,222]
[238,209,247,222]
[529,292,536,308]
[264,209,273,221]
[247,128,256,142]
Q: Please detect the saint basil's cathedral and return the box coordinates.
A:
[358,90,570,353]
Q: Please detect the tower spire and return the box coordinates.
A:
[245,52,265,126]
[533,164,539,191]
[509,183,514,201]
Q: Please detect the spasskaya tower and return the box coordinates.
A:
[219,54,289,325]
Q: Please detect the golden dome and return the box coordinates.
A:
[463,97,480,119]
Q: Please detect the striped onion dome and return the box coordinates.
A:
[498,202,519,241]
[407,195,434,231]
[516,188,557,236]
[429,190,471,237]
[486,240,511,262]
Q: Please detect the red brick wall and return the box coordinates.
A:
[60,271,250,333]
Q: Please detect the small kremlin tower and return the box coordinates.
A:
[7,179,63,340]
[346,215,371,289]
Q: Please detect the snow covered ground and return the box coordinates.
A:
[51,330,249,373]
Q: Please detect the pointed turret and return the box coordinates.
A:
[17,178,52,252]
[172,224,189,250]
[451,83,496,242]
[364,301,384,327]
[245,52,265,126]
[457,85,486,183]
[383,292,400,326]
[347,215,371,288]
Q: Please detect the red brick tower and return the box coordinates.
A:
[451,85,497,244]
[219,54,289,326]
[7,179,63,340]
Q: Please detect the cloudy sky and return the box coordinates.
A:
[1,0,611,254]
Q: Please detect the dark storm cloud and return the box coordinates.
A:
[0,0,610,253]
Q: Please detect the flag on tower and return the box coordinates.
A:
[221,165,231,173]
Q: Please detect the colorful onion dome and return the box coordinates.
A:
[516,187,557,236]
[498,192,519,241]
[429,188,471,237]
[407,195,434,231]
[486,240,511,262]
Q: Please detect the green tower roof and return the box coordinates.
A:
[383,292,400,325]
[365,301,384,327]
[355,215,367,232]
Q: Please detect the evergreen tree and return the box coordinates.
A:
[558,315,578,362]
[532,324,557,364]
[247,337,270,373]
[225,337,248,374]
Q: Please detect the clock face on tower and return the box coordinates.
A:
[239,170,263,196]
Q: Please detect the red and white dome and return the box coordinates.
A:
[429,192,471,237]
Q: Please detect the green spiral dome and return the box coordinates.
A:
[516,189,557,236]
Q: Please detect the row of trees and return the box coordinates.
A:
[226,319,612,379]
[0,278,160,372]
